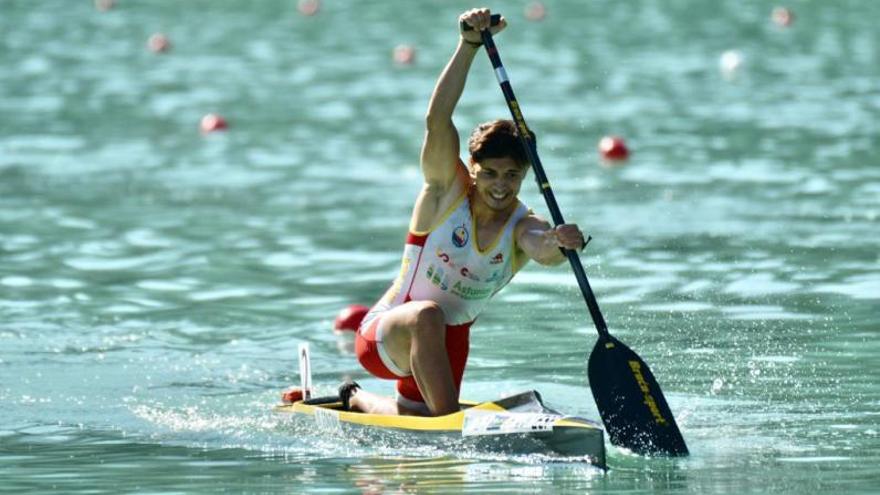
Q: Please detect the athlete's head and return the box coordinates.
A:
[467,119,529,169]
[467,120,530,211]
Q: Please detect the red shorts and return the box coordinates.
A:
[355,311,471,409]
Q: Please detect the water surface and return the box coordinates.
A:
[2,0,879,493]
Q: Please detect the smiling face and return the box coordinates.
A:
[470,157,527,212]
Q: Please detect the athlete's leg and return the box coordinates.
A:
[352,309,422,415]
[347,387,423,416]
[351,300,458,416]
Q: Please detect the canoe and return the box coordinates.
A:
[275,390,606,468]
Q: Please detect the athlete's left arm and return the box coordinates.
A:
[514,215,586,267]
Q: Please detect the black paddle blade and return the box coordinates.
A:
[588,334,689,456]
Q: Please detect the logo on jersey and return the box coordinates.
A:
[436,248,451,264]
[425,264,449,291]
[460,266,480,281]
[451,224,469,248]
[490,252,504,264]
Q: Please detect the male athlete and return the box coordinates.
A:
[347,8,586,417]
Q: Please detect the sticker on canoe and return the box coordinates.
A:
[461,411,557,437]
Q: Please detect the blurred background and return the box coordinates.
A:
[1,0,878,492]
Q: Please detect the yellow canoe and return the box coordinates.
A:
[276,390,605,468]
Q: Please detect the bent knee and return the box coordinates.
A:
[410,301,445,331]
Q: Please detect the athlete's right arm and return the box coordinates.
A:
[419,9,506,194]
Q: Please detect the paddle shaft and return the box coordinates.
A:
[477,29,610,340]
[463,16,688,456]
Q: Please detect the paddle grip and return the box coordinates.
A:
[460,13,501,32]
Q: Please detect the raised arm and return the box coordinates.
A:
[420,9,507,191]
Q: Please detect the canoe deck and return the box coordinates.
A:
[276,390,606,468]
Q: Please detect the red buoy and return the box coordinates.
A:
[772,7,794,28]
[393,44,416,66]
[95,0,115,11]
[298,0,320,16]
[200,113,228,133]
[598,135,629,162]
[525,1,547,22]
[147,33,171,53]
[334,304,369,333]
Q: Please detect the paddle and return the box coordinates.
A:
[464,15,688,456]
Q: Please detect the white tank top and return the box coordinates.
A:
[377,191,530,325]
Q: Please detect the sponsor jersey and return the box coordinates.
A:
[377,191,530,325]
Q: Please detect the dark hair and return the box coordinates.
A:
[467,119,530,168]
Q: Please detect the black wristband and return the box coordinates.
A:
[463,39,483,48]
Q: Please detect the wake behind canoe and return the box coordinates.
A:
[275,390,606,468]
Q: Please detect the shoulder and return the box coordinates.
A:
[511,210,548,273]
[411,160,470,233]
[423,159,470,201]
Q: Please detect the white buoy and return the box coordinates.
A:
[719,50,744,79]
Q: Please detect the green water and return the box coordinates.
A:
[2,0,879,493]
